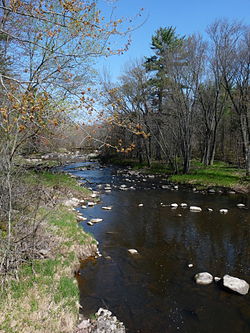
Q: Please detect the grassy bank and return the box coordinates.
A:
[169,161,249,192]
[0,173,97,333]
[107,157,249,192]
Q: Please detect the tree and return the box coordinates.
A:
[207,19,250,175]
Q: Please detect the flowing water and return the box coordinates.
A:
[62,162,249,333]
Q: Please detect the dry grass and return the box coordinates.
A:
[0,174,97,333]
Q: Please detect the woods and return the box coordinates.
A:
[101,20,250,176]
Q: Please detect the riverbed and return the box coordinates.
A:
[62,161,249,333]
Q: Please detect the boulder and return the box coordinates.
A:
[195,272,213,285]
[190,206,202,212]
[222,275,249,295]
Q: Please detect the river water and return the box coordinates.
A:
[62,161,249,333]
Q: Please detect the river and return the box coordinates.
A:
[61,161,249,333]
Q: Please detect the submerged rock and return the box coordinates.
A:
[222,275,249,295]
[195,272,213,285]
[190,206,202,212]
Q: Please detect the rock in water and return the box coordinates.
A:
[219,209,228,214]
[222,275,249,295]
[90,218,103,223]
[102,206,112,210]
[195,272,213,285]
[237,203,245,208]
[128,249,139,255]
[190,206,202,212]
[171,203,178,208]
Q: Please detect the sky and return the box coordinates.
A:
[96,0,250,81]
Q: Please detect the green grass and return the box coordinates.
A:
[169,161,249,189]
[24,171,91,196]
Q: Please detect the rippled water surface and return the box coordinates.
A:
[61,162,250,333]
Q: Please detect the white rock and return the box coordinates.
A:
[223,274,249,295]
[120,184,127,188]
[190,206,202,212]
[128,249,139,255]
[91,193,98,198]
[188,264,194,268]
[220,209,228,214]
[195,272,213,285]
[87,221,94,226]
[171,203,178,208]
[102,206,112,210]
[87,201,96,206]
[77,216,87,221]
[174,185,179,190]
[180,203,188,208]
[105,190,112,193]
[214,276,221,282]
[138,203,144,207]
[237,203,245,208]
[162,185,169,189]
[207,208,213,212]
[90,218,103,223]
[81,205,87,209]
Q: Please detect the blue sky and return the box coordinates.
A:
[96,0,250,81]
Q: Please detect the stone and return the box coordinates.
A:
[219,209,228,214]
[162,185,169,189]
[138,203,144,207]
[207,208,213,212]
[87,221,94,226]
[87,201,96,206]
[180,203,188,208]
[174,185,179,190]
[237,203,245,208]
[208,189,216,193]
[188,264,193,268]
[190,206,202,212]
[214,276,221,282]
[77,215,87,221]
[90,218,103,223]
[195,272,213,285]
[128,249,139,255]
[171,203,178,208]
[222,275,249,295]
[102,206,112,210]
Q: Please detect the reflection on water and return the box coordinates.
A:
[62,162,250,333]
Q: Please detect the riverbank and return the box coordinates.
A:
[105,158,250,193]
[0,171,98,333]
